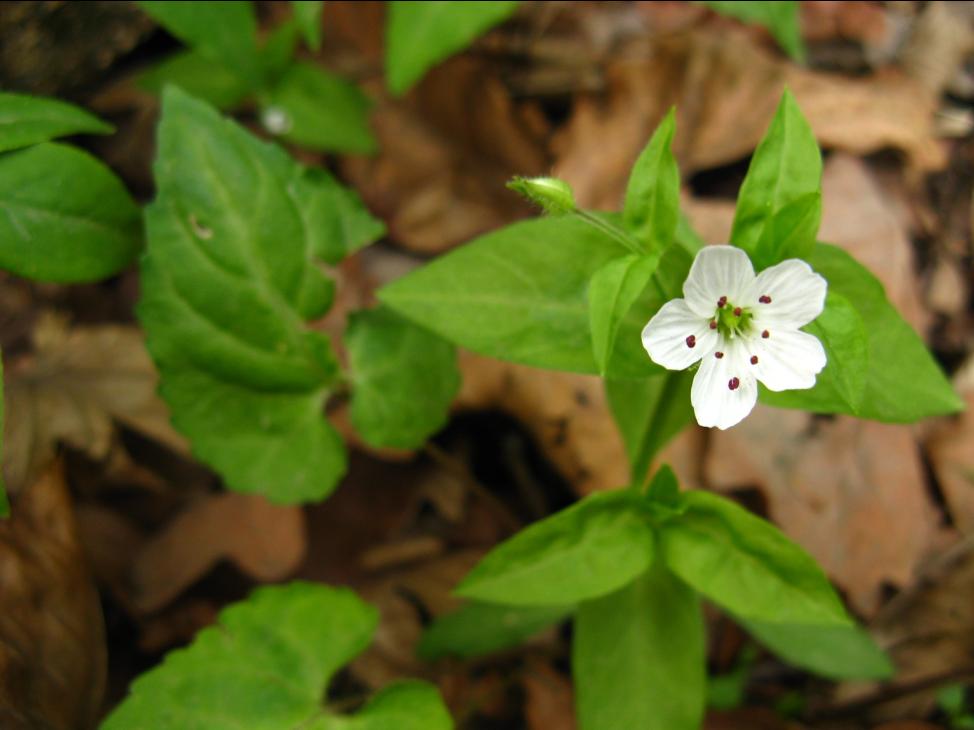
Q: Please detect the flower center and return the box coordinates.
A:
[713,297,754,338]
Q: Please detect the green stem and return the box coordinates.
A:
[575,210,645,255]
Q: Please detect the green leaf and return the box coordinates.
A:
[380,216,628,374]
[261,62,376,154]
[418,601,572,660]
[730,90,821,269]
[386,0,519,95]
[700,1,805,61]
[675,212,705,255]
[605,371,694,486]
[345,307,459,449]
[457,490,655,606]
[100,582,452,730]
[139,87,352,504]
[762,243,963,421]
[138,1,263,87]
[645,464,680,506]
[138,51,252,110]
[292,1,324,51]
[0,350,6,519]
[258,18,300,81]
[660,491,851,626]
[623,108,679,254]
[0,142,141,283]
[574,564,706,730]
[0,92,112,153]
[741,618,894,680]
[588,252,663,375]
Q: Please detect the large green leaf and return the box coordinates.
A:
[138,1,263,87]
[418,601,572,660]
[139,87,355,503]
[100,582,452,730]
[386,1,519,95]
[380,216,627,374]
[138,50,253,110]
[345,307,459,449]
[761,243,962,421]
[700,1,804,61]
[622,108,679,254]
[292,1,324,51]
[605,371,694,486]
[574,564,706,730]
[456,490,655,606]
[741,618,894,680]
[730,90,821,270]
[261,62,376,154]
[660,491,851,626]
[0,143,141,282]
[0,92,112,153]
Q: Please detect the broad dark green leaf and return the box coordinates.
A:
[623,108,679,254]
[606,371,694,486]
[457,490,655,606]
[730,90,821,269]
[418,602,571,660]
[741,618,894,680]
[292,1,324,50]
[345,307,459,449]
[0,350,6,519]
[0,92,112,153]
[261,62,375,153]
[762,243,962,421]
[138,1,263,86]
[700,1,804,61]
[660,491,851,626]
[100,582,452,730]
[380,216,627,373]
[139,87,353,503]
[138,51,252,110]
[588,253,662,375]
[574,564,705,730]
[386,1,519,95]
[0,143,141,282]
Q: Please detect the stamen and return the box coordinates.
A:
[750,355,759,364]
[709,320,717,330]
[715,351,724,359]
[761,329,770,339]
[733,306,742,317]
[686,334,696,348]
[717,295,727,308]
[728,377,740,390]
[759,295,772,304]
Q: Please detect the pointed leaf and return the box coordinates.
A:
[700,1,805,61]
[345,307,459,449]
[138,50,252,110]
[623,108,680,254]
[574,564,706,730]
[660,491,851,626]
[386,1,519,95]
[139,88,353,504]
[0,142,141,282]
[457,490,655,606]
[0,92,112,152]
[292,1,324,51]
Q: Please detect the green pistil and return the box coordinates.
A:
[715,303,753,338]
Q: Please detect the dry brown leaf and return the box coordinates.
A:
[706,406,943,617]
[705,708,804,730]
[129,492,306,613]
[0,461,105,730]
[3,313,186,492]
[524,656,577,730]
[927,391,974,531]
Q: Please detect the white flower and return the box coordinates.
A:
[641,245,827,430]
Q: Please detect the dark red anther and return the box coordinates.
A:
[728,377,740,390]
[715,351,724,359]
[709,320,717,330]
[686,335,696,348]
[759,295,772,304]
[761,329,770,339]
[750,355,759,364]
[717,295,727,308]
[733,306,742,317]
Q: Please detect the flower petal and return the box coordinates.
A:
[683,245,756,318]
[642,298,718,370]
[748,328,826,392]
[690,339,758,429]
[749,258,827,328]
